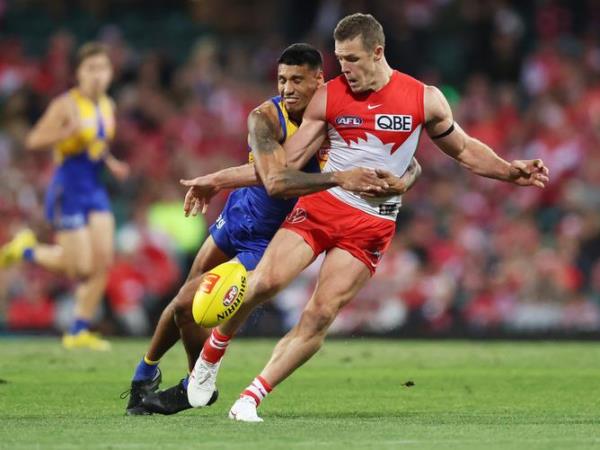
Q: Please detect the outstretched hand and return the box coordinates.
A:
[180,176,220,216]
[508,159,550,188]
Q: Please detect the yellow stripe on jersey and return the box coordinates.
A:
[54,88,116,164]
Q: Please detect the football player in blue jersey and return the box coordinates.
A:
[0,43,129,351]
[124,43,420,415]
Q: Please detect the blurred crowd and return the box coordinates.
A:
[1,0,600,336]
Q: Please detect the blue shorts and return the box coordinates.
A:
[44,176,111,230]
[209,189,284,271]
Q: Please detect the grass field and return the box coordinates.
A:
[1,338,600,450]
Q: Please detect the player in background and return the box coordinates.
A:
[123,43,421,415]
[184,13,550,422]
[0,43,129,351]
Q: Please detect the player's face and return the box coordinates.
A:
[76,53,113,98]
[277,64,324,115]
[335,36,382,93]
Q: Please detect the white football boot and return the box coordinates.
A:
[187,357,221,407]
[228,396,263,422]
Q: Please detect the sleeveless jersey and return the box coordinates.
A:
[323,71,424,220]
[53,88,115,189]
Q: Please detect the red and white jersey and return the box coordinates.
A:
[323,70,425,220]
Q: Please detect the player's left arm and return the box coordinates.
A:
[104,152,130,181]
[103,99,130,182]
[424,85,549,187]
[180,164,260,216]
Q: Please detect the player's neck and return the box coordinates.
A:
[288,110,303,125]
[369,60,393,92]
[77,86,102,103]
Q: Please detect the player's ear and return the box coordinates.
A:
[316,69,325,86]
[373,45,384,61]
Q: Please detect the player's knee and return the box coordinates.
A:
[172,283,196,326]
[250,271,284,303]
[298,302,338,337]
[94,252,114,273]
[66,259,93,280]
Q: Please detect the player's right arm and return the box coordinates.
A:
[252,88,387,198]
[25,95,78,151]
[181,93,388,216]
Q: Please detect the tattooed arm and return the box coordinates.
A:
[249,94,386,198]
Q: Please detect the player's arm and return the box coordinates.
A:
[25,95,78,151]
[102,98,130,182]
[104,152,130,182]
[250,96,386,199]
[180,163,260,217]
[424,85,549,187]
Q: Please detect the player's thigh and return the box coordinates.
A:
[56,227,93,277]
[247,229,316,304]
[300,247,371,332]
[87,211,115,272]
[187,235,230,280]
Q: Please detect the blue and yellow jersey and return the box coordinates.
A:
[52,89,115,189]
[240,96,323,233]
[248,95,328,169]
[55,88,115,164]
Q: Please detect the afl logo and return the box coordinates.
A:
[286,208,307,224]
[223,286,239,306]
[336,116,363,127]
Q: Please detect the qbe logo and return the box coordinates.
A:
[375,114,412,132]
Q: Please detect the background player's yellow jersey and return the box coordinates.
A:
[248,95,328,169]
[54,88,116,165]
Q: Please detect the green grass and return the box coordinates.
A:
[1,339,599,450]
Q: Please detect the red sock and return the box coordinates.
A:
[241,376,273,406]
[201,329,232,364]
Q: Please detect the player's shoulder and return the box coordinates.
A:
[324,75,346,95]
[46,90,77,118]
[248,98,283,137]
[393,70,424,86]
[252,98,280,121]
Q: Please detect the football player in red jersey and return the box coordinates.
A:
[186,13,549,422]
[123,43,421,416]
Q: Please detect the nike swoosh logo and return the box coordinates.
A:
[367,104,382,110]
[196,372,211,385]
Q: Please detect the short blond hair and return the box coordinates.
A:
[75,42,109,68]
[333,13,385,51]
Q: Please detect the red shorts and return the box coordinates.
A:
[281,191,396,275]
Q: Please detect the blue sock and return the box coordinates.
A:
[69,318,90,335]
[133,356,159,382]
[182,375,189,389]
[23,247,35,262]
